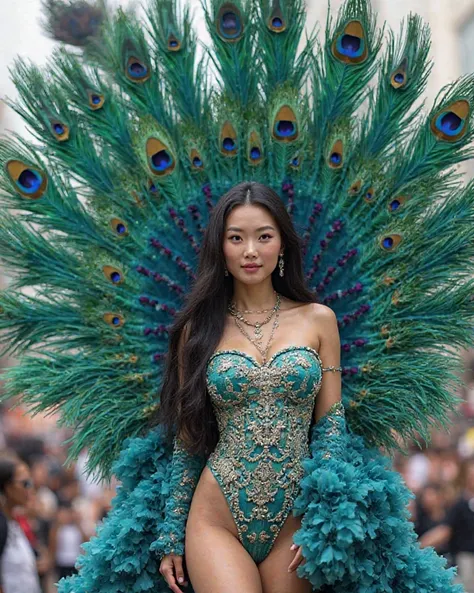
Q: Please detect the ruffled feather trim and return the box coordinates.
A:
[57,427,190,593]
[292,423,463,593]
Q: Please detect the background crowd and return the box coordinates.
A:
[0,411,118,593]
[0,349,472,592]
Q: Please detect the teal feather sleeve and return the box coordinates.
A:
[292,402,462,593]
[151,435,206,558]
[57,427,206,593]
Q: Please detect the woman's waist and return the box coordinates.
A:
[206,435,309,483]
[211,423,310,456]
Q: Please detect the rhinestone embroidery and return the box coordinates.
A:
[321,401,345,459]
[205,346,323,561]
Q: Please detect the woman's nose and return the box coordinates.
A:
[243,242,258,255]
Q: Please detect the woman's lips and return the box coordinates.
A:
[242,265,261,272]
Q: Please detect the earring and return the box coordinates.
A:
[279,253,284,277]
[224,267,229,277]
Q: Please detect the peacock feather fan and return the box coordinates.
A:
[1,0,474,485]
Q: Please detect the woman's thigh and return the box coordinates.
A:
[186,467,262,593]
[257,513,312,593]
[185,522,263,593]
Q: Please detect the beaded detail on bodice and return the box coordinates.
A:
[205,345,323,561]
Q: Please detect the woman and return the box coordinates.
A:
[157,181,342,593]
[0,452,42,593]
[415,483,449,558]
[421,458,474,591]
[49,500,86,580]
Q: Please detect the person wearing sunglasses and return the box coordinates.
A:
[0,452,41,593]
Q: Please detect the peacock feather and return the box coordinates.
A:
[1,0,474,489]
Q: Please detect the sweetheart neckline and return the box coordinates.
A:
[207,345,323,370]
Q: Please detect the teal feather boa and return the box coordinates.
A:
[292,416,462,593]
[58,427,175,593]
[58,421,462,593]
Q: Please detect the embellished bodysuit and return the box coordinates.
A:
[205,345,323,564]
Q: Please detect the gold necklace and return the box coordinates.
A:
[229,290,278,314]
[234,306,274,314]
[232,300,281,364]
[228,293,280,347]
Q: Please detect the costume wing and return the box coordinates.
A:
[2,0,473,478]
[1,0,473,590]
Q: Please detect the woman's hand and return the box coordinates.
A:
[288,543,305,573]
[159,553,189,592]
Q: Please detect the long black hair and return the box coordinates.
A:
[154,181,318,456]
[0,452,21,496]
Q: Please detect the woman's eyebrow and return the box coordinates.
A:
[226,225,275,232]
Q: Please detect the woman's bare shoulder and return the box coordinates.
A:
[285,300,336,320]
[299,303,338,336]
[307,302,337,322]
[282,300,337,332]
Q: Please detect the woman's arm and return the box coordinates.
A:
[311,305,342,424]
[154,321,207,558]
[419,524,452,549]
[48,521,58,563]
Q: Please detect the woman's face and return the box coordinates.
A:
[421,486,442,511]
[4,462,34,508]
[223,204,283,284]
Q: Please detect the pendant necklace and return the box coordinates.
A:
[228,291,280,348]
[228,292,281,364]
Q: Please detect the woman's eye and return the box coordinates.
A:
[228,234,272,241]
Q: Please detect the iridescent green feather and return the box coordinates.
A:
[1,0,474,482]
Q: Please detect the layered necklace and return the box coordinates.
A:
[228,290,281,364]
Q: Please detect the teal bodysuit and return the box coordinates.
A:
[205,345,323,564]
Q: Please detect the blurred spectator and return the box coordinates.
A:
[459,426,474,458]
[23,489,52,592]
[420,458,474,592]
[30,455,58,522]
[414,483,449,557]
[49,500,86,581]
[57,476,80,506]
[0,451,42,593]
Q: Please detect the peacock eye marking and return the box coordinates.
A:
[6,160,47,199]
[276,121,295,137]
[217,3,244,42]
[340,34,361,56]
[152,150,172,171]
[332,20,368,64]
[272,106,298,142]
[223,138,235,151]
[431,100,470,142]
[380,234,402,251]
